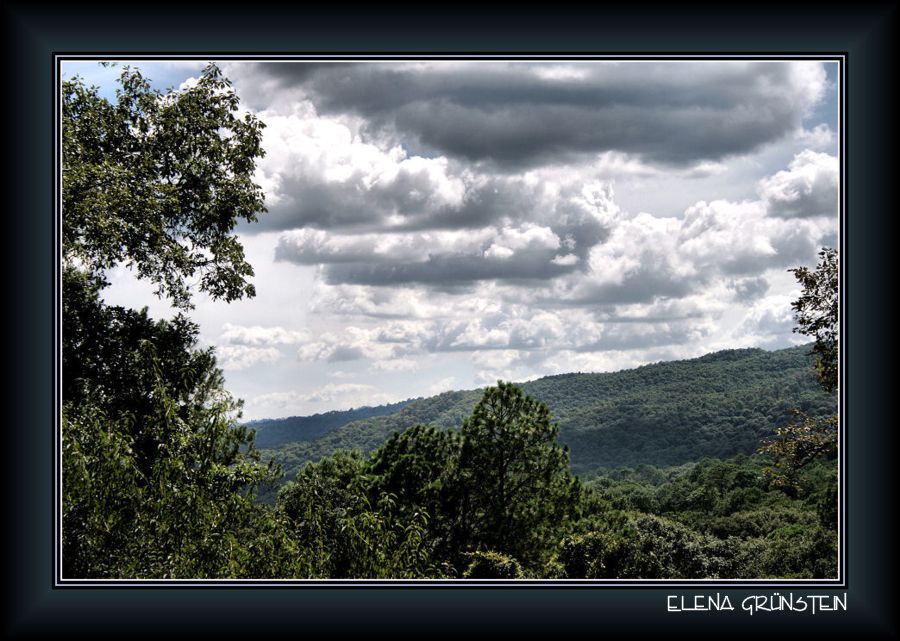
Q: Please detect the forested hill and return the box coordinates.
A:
[259,345,836,490]
[247,400,413,449]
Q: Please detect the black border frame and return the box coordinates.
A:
[6,3,896,637]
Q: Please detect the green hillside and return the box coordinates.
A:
[259,345,835,493]
[247,400,414,449]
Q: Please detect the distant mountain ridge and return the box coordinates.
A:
[257,345,836,498]
[246,400,414,449]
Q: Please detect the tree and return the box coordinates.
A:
[62,269,300,578]
[462,551,523,579]
[451,382,580,571]
[61,64,283,578]
[277,451,435,579]
[790,247,839,394]
[761,411,837,495]
[63,63,266,309]
[366,425,460,562]
[760,248,839,501]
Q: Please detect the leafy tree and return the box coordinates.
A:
[761,412,837,496]
[366,425,460,561]
[63,63,265,309]
[560,514,757,579]
[277,451,436,578]
[451,381,580,571]
[62,63,283,578]
[62,320,297,578]
[790,247,839,394]
[278,451,369,577]
[462,551,523,579]
[761,523,837,578]
[760,248,839,500]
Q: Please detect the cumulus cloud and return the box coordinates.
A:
[794,124,835,150]
[270,145,836,392]
[758,150,839,219]
[220,323,309,346]
[543,174,833,308]
[730,276,770,302]
[252,112,619,241]
[428,376,459,394]
[273,181,620,288]
[736,294,806,348]
[217,345,282,371]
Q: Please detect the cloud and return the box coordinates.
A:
[794,124,835,150]
[251,108,621,238]
[288,292,730,372]
[277,148,836,382]
[736,294,806,348]
[758,150,839,219]
[252,106,471,232]
[216,345,282,371]
[276,223,578,286]
[220,323,309,346]
[428,376,458,394]
[372,358,420,372]
[296,326,400,363]
[94,60,841,418]
[547,178,833,308]
[300,383,382,404]
[730,276,770,302]
[249,383,394,406]
[235,60,827,170]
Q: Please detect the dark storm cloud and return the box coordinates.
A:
[247,60,825,169]
[321,252,576,287]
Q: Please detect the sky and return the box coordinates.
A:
[62,59,840,420]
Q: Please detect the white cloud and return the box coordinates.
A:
[372,358,420,372]
[220,323,309,346]
[794,124,835,150]
[428,376,459,394]
[758,150,839,219]
[736,294,806,348]
[300,383,381,404]
[217,345,282,371]
[247,383,399,416]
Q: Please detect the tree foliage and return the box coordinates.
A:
[63,63,266,309]
[276,382,582,577]
[61,63,287,578]
[790,247,839,394]
[759,248,839,500]
[62,269,298,578]
[760,412,837,495]
[452,382,580,570]
[579,455,837,579]
[462,551,523,579]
